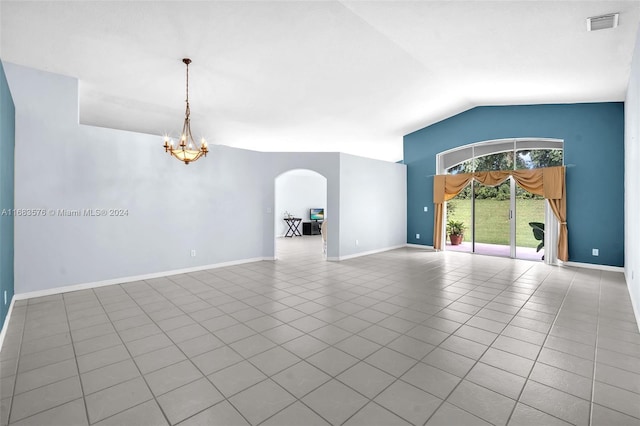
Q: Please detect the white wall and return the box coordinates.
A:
[625,26,640,327]
[5,63,270,294]
[5,63,407,295]
[274,170,327,237]
[261,152,341,260]
[338,153,406,259]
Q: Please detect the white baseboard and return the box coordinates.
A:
[0,297,16,353]
[336,244,407,261]
[631,290,640,334]
[625,270,640,333]
[14,257,271,301]
[405,244,435,250]
[560,261,624,273]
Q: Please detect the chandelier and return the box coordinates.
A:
[163,58,208,165]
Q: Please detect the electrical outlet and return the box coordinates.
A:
[592,248,599,256]
[423,206,428,212]
[266,207,272,213]
[416,234,420,239]
[3,290,6,305]
[191,249,196,257]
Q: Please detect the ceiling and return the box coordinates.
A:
[1,1,639,162]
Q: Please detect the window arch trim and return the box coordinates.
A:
[436,138,564,174]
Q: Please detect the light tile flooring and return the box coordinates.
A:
[1,236,640,425]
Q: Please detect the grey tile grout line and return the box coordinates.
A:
[588,272,603,426]
[427,267,551,421]
[0,272,560,366]
[502,267,582,426]
[590,347,640,414]
[112,280,258,426]
[256,346,419,424]
[338,263,545,426]
[414,264,550,425]
[88,284,177,426]
[0,306,24,359]
[166,271,365,426]
[194,259,634,426]
[177,262,447,426]
[85,276,636,422]
[4,303,74,424]
[42,271,635,355]
[169,275,376,426]
[7,303,199,422]
[61,291,98,425]
[13,333,115,377]
[248,298,439,424]
[5,300,31,425]
[5,255,637,425]
[228,258,572,422]
[101,281,246,425]
[0,276,596,420]
[348,278,518,409]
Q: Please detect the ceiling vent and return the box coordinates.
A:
[587,13,619,31]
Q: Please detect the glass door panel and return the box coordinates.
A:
[515,191,546,261]
[473,179,511,257]
[446,183,472,253]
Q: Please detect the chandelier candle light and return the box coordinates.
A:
[163,58,208,165]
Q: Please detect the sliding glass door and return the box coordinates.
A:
[473,179,513,258]
[471,178,545,260]
[440,139,564,261]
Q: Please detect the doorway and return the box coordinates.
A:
[447,179,546,260]
[274,169,327,260]
[473,178,513,258]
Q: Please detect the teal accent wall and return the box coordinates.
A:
[0,59,15,329]
[404,103,624,267]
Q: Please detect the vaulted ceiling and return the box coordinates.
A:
[1,1,639,161]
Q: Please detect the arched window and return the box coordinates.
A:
[437,139,563,174]
[435,139,564,264]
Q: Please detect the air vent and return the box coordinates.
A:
[587,13,619,31]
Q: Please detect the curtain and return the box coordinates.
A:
[433,166,567,261]
[433,174,473,250]
[543,167,568,261]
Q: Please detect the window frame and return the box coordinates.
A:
[436,138,564,175]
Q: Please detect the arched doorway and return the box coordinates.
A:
[436,138,563,263]
[274,169,328,260]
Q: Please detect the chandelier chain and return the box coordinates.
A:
[185,60,190,118]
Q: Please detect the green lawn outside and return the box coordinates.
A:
[447,198,545,248]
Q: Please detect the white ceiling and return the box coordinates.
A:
[1,1,639,162]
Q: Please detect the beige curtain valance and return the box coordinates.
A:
[433,166,567,261]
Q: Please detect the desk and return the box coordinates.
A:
[303,221,322,235]
[284,218,302,237]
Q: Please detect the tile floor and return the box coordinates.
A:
[1,236,640,425]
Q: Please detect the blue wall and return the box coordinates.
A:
[404,103,624,267]
[0,60,15,329]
